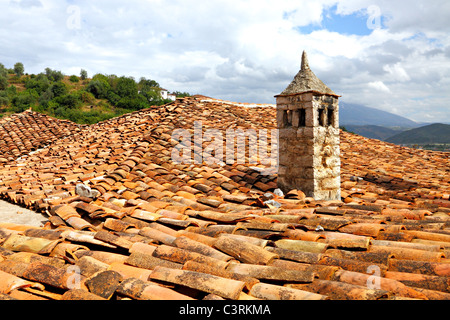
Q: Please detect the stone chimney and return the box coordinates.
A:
[275,51,341,200]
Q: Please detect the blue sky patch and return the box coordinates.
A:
[296,5,386,36]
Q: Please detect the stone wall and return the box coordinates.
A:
[276,92,340,200]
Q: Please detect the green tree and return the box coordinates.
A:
[116,76,138,98]
[0,75,7,91]
[14,62,24,77]
[0,63,7,77]
[138,77,159,89]
[6,85,16,96]
[44,68,52,78]
[11,90,38,112]
[140,88,162,104]
[80,69,88,80]
[38,89,54,107]
[0,90,9,106]
[54,92,81,109]
[92,73,110,83]
[106,74,118,88]
[87,79,109,99]
[0,96,9,107]
[116,95,148,110]
[45,68,64,82]
[50,82,68,97]
[138,77,162,103]
[106,90,121,105]
[25,73,50,95]
[173,91,191,98]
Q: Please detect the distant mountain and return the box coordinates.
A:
[386,123,450,144]
[339,102,419,128]
[343,125,404,141]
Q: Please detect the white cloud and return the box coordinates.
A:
[368,81,390,93]
[0,0,449,123]
[383,63,410,82]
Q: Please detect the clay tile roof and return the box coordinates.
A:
[0,110,83,163]
[0,96,449,301]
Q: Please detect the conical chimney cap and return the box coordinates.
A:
[276,50,339,97]
[301,50,309,71]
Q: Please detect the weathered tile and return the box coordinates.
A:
[331,269,428,300]
[61,289,107,300]
[0,96,448,301]
[2,234,61,254]
[22,262,84,290]
[149,266,246,300]
[0,269,45,294]
[249,282,327,300]
[116,277,194,300]
[85,270,123,299]
[290,280,390,300]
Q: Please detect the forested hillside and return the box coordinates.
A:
[0,62,189,124]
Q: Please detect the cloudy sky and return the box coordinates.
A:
[1,0,449,123]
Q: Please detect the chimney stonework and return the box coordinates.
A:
[275,51,341,200]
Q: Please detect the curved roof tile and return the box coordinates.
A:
[0,96,448,301]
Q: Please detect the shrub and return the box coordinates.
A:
[116,76,138,98]
[25,74,50,95]
[140,88,162,104]
[50,82,68,97]
[45,68,64,82]
[0,76,7,90]
[11,91,38,112]
[69,75,80,83]
[92,73,110,84]
[106,90,121,105]
[38,89,54,106]
[54,92,81,109]
[173,91,191,98]
[0,95,9,106]
[80,91,96,104]
[116,95,148,110]
[31,103,45,113]
[53,107,114,124]
[6,85,16,96]
[87,78,110,99]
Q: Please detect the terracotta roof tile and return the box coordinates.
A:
[0,96,448,300]
[0,111,83,163]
